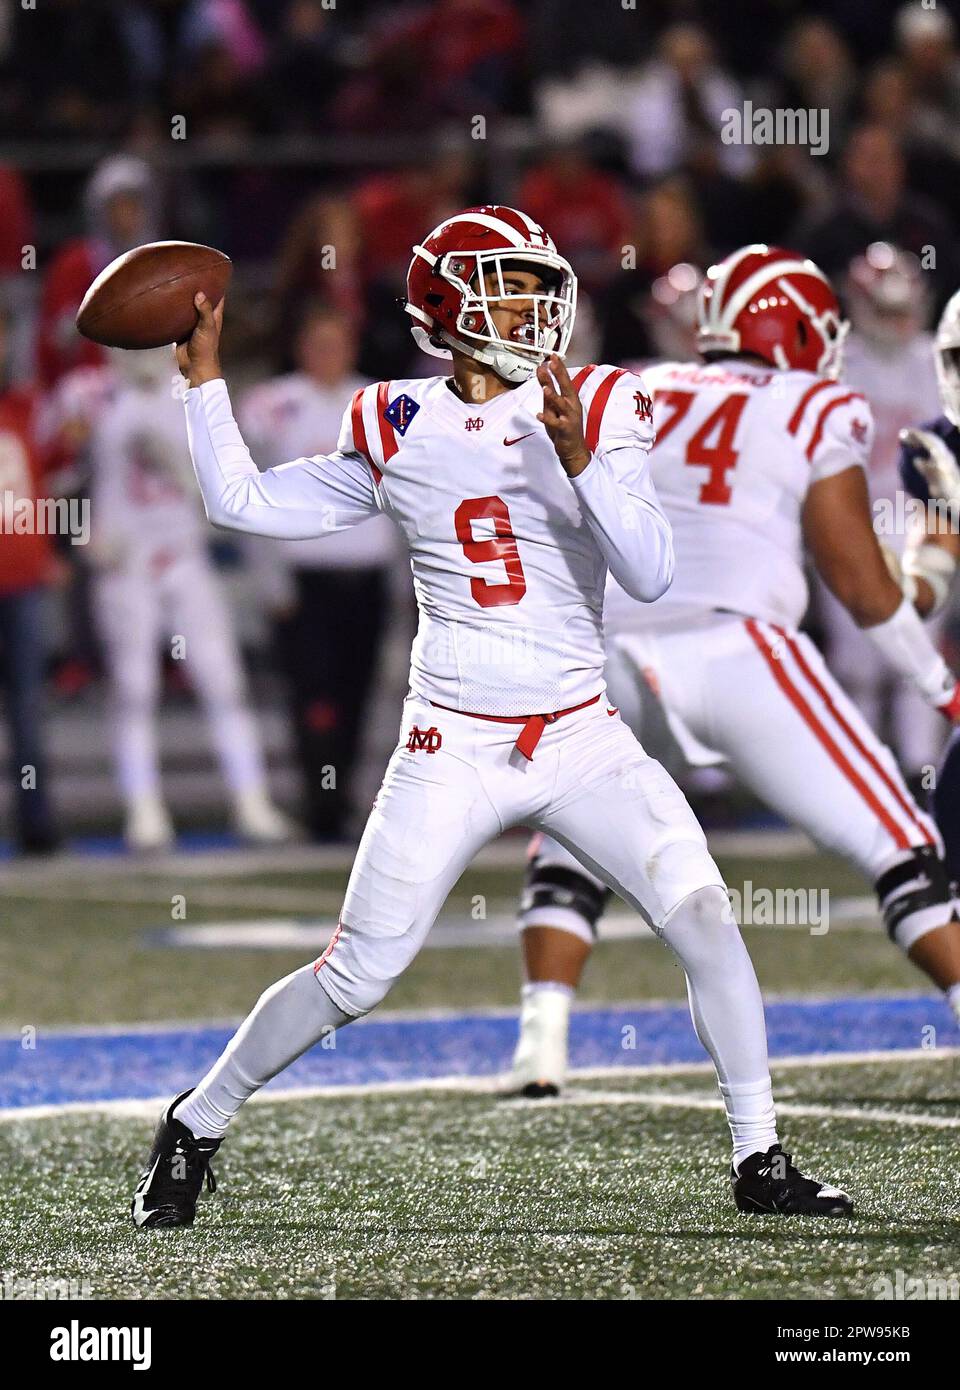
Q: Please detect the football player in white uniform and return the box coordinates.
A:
[50,351,294,850]
[507,245,960,1099]
[133,209,852,1228]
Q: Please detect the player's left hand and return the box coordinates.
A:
[537,354,590,477]
[900,427,960,506]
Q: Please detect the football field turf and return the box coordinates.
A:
[1,837,958,1300]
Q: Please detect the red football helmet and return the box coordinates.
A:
[697,244,848,378]
[405,205,577,383]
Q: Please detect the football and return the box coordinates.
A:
[75,240,232,349]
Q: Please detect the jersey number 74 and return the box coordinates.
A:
[654,389,747,505]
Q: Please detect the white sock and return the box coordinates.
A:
[512,982,573,1087]
[947,982,960,1027]
[522,980,574,1001]
[174,965,352,1139]
[660,886,778,1164]
[723,1079,781,1171]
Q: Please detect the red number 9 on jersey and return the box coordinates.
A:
[454,495,527,608]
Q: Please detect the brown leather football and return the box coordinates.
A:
[76,241,232,349]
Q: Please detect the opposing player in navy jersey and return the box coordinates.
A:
[899,287,960,877]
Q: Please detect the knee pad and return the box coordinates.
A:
[518,853,611,945]
[876,845,957,951]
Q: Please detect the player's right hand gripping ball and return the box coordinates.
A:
[76,241,232,350]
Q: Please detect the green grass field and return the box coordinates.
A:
[2,1060,959,1300]
[1,840,958,1300]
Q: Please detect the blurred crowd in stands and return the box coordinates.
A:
[2,0,960,852]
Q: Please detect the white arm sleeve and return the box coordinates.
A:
[863,597,956,706]
[184,378,380,539]
[570,443,675,602]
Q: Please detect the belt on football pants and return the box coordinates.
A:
[429,693,602,761]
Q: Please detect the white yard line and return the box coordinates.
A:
[1,1046,955,1124]
[550,1090,960,1130]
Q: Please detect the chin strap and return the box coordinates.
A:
[434,326,540,383]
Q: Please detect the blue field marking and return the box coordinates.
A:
[1,995,957,1110]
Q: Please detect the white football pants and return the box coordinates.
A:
[94,548,269,801]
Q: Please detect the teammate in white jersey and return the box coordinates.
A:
[51,351,293,850]
[819,242,944,775]
[507,244,960,1098]
[132,208,852,1228]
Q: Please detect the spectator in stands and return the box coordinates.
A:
[0,303,60,854]
[861,58,960,227]
[353,148,474,287]
[274,195,364,360]
[894,3,960,144]
[336,0,524,131]
[599,177,707,365]
[517,141,631,294]
[623,23,752,180]
[774,17,857,158]
[260,0,349,134]
[352,148,475,377]
[36,156,161,389]
[178,0,268,75]
[239,304,405,841]
[794,122,960,310]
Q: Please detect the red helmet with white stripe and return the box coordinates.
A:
[405,205,577,384]
[697,244,848,378]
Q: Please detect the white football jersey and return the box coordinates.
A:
[43,364,205,562]
[604,358,875,634]
[184,365,667,715]
[238,372,400,570]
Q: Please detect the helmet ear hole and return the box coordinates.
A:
[796,319,808,348]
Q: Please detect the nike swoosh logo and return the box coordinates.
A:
[503,433,535,446]
[131,1154,163,1224]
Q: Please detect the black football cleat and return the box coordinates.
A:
[131,1090,221,1229]
[519,1080,560,1099]
[732,1144,853,1218]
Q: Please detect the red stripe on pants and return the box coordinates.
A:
[774,625,934,846]
[745,619,913,850]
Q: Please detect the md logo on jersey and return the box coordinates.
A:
[383,393,420,436]
[406,725,443,754]
[464,417,484,431]
[634,389,653,421]
[849,416,868,446]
